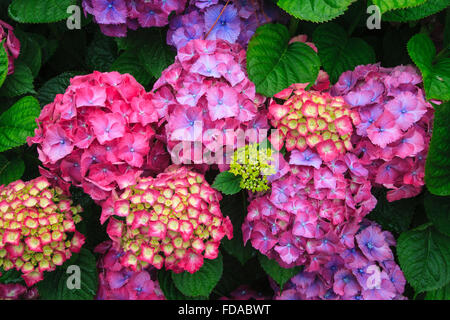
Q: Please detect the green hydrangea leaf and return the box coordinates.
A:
[277,0,356,23]
[371,0,427,13]
[8,0,78,24]
[37,249,98,300]
[86,34,117,72]
[383,0,449,22]
[110,50,153,87]
[212,171,242,195]
[172,253,223,298]
[398,224,450,293]
[138,32,176,79]
[425,193,450,237]
[258,254,301,290]
[426,282,450,300]
[15,31,42,78]
[313,23,376,83]
[407,33,450,101]
[247,23,320,97]
[0,62,35,97]
[0,155,24,186]
[0,96,40,152]
[37,72,77,107]
[425,101,450,195]
[0,40,9,89]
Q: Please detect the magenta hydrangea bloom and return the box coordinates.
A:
[0,20,20,75]
[275,220,406,300]
[153,39,269,168]
[242,153,376,270]
[0,177,85,287]
[0,283,38,300]
[167,0,284,50]
[95,241,165,300]
[331,64,434,201]
[28,71,169,202]
[105,165,233,274]
[82,0,187,37]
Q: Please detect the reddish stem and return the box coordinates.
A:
[204,0,231,40]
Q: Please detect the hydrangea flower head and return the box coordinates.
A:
[269,86,359,162]
[275,220,406,300]
[105,165,233,274]
[167,0,284,50]
[153,39,268,168]
[0,20,20,75]
[95,241,165,300]
[82,0,188,37]
[242,153,376,269]
[331,64,434,201]
[0,283,38,300]
[229,143,275,192]
[28,71,169,202]
[0,177,85,287]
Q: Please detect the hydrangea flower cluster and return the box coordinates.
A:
[153,39,268,167]
[219,285,270,300]
[275,220,406,300]
[229,143,275,192]
[268,85,360,162]
[28,71,168,202]
[105,165,233,274]
[0,20,20,75]
[167,0,280,50]
[82,0,187,37]
[242,152,376,269]
[0,177,85,287]
[0,283,38,300]
[95,241,165,300]
[332,64,434,201]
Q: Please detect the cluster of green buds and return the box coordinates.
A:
[0,177,85,286]
[105,165,233,274]
[269,86,360,162]
[229,143,276,192]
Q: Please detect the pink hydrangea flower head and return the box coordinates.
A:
[275,220,406,300]
[28,71,169,202]
[0,20,20,75]
[331,64,434,201]
[153,39,269,168]
[242,154,376,270]
[0,177,85,287]
[269,86,359,162]
[167,0,285,50]
[82,0,188,37]
[95,241,165,300]
[105,165,233,274]
[0,283,39,300]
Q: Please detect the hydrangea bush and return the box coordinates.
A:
[0,0,448,302]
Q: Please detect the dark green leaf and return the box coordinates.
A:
[425,101,450,195]
[37,72,76,107]
[37,249,98,300]
[313,23,376,83]
[86,35,117,72]
[15,31,42,77]
[398,224,450,293]
[0,96,40,152]
[425,193,450,237]
[425,282,450,300]
[0,155,24,186]
[247,23,320,97]
[407,33,450,101]
[158,269,193,300]
[371,0,427,13]
[110,50,153,86]
[212,171,242,195]
[383,0,449,22]
[8,0,78,23]
[277,0,355,23]
[258,254,301,290]
[138,34,176,79]
[172,254,223,297]
[0,40,8,88]
[0,62,35,97]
